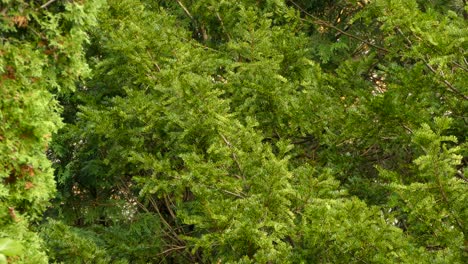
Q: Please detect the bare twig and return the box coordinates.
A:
[149,197,185,245]
[455,170,468,183]
[1,7,8,16]
[435,169,465,233]
[164,195,177,221]
[118,181,150,214]
[221,189,245,198]
[220,133,233,147]
[220,133,245,180]
[402,124,413,134]
[175,0,193,20]
[146,51,161,72]
[175,0,208,41]
[157,245,186,256]
[452,61,468,72]
[41,0,59,9]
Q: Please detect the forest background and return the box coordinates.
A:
[0,0,467,263]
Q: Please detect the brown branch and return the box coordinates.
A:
[1,7,8,16]
[8,207,19,222]
[288,0,390,53]
[452,61,468,72]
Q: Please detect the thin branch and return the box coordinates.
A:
[455,170,468,183]
[146,51,161,72]
[402,124,413,134]
[41,0,58,9]
[175,0,194,20]
[164,195,177,221]
[175,0,208,41]
[435,170,465,233]
[118,182,150,214]
[289,0,390,53]
[452,61,468,72]
[219,133,245,180]
[216,12,231,41]
[394,27,468,100]
[157,245,186,256]
[220,189,245,199]
[291,0,467,100]
[148,197,185,245]
[423,59,468,100]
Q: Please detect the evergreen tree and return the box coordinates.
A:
[0,0,101,262]
[31,0,468,263]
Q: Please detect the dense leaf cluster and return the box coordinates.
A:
[1,0,101,262]
[1,0,466,263]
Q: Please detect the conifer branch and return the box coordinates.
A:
[175,0,208,41]
[423,59,468,100]
[220,133,245,180]
[435,168,465,233]
[291,0,467,100]
[164,195,177,221]
[402,124,413,134]
[288,0,390,53]
[394,27,468,101]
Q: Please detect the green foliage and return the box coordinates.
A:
[40,215,164,263]
[0,238,23,263]
[16,0,467,262]
[295,198,429,263]
[0,0,102,262]
[379,118,467,262]
[40,220,111,264]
